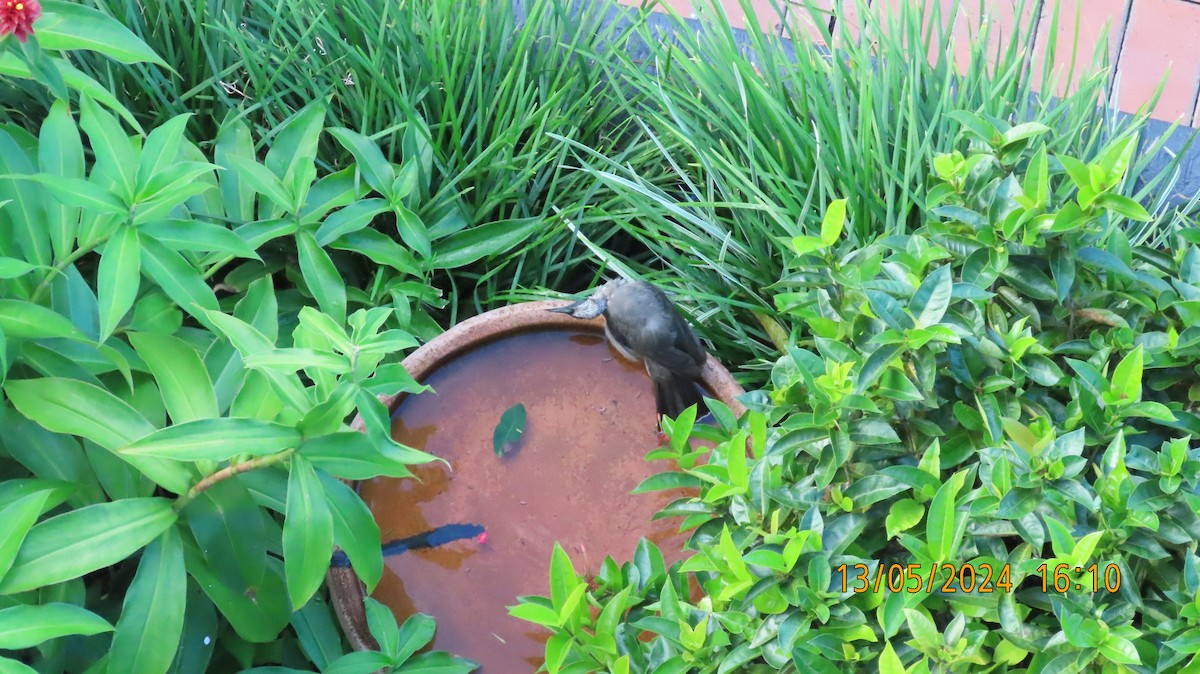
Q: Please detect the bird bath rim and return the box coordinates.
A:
[326,299,747,652]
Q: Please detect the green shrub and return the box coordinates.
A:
[515,104,1200,672]
[0,16,476,673]
[19,0,680,313]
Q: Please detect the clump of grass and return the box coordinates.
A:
[558,0,1197,377]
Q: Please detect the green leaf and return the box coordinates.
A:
[38,99,84,259]
[264,103,326,204]
[139,218,259,259]
[301,432,413,480]
[4,377,191,494]
[140,236,220,326]
[283,455,333,608]
[34,2,169,66]
[17,174,126,213]
[886,498,924,539]
[0,497,176,593]
[909,265,953,327]
[820,198,847,246]
[120,418,300,461]
[319,472,383,593]
[128,332,219,424]
[364,597,400,658]
[0,256,35,279]
[493,403,526,457]
[878,641,905,674]
[849,418,900,445]
[1095,193,1151,222]
[903,608,941,652]
[1111,345,1144,403]
[79,93,137,201]
[393,205,431,259]
[225,155,293,211]
[97,225,141,341]
[394,613,438,664]
[136,113,192,192]
[1001,122,1050,145]
[108,526,186,674]
[432,217,543,269]
[0,299,84,340]
[0,490,52,582]
[926,471,967,563]
[507,601,561,627]
[296,230,347,325]
[316,198,387,246]
[0,603,113,650]
[327,128,396,197]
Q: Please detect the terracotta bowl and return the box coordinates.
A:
[326,299,746,651]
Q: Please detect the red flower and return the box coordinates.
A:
[0,0,41,43]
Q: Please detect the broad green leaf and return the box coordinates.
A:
[319,472,383,592]
[108,526,186,674]
[283,455,333,608]
[140,236,220,326]
[327,128,396,197]
[323,651,394,674]
[225,155,293,211]
[291,596,345,670]
[507,602,561,627]
[136,113,193,191]
[0,299,84,340]
[926,471,967,563]
[0,121,51,269]
[184,479,267,593]
[183,542,289,643]
[820,198,847,246]
[128,332,219,423]
[4,377,191,493]
[301,432,413,480]
[120,417,300,461]
[263,103,326,204]
[0,490,52,582]
[431,216,541,269]
[97,225,141,341]
[886,498,924,539]
[909,265,952,327]
[0,256,35,279]
[79,94,137,201]
[38,99,83,259]
[364,597,400,658]
[0,497,176,593]
[1096,193,1151,222]
[296,230,347,324]
[493,403,526,457]
[18,173,126,213]
[0,603,113,650]
[393,204,430,259]
[316,198,387,246]
[1111,345,1144,403]
[138,220,258,260]
[394,613,438,664]
[34,2,169,66]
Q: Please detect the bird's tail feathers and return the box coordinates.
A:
[653,373,706,419]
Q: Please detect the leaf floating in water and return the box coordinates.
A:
[493,403,526,458]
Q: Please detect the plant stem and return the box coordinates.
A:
[174,449,295,511]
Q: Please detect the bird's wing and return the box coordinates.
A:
[606,291,705,377]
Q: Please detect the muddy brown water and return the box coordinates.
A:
[357,329,697,671]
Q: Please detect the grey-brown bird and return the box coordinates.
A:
[549,278,707,419]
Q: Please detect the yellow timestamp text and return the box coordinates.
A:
[837,562,1014,594]
[1036,563,1122,593]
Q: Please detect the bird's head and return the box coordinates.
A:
[548,278,629,319]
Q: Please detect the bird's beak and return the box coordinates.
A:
[547,299,585,315]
